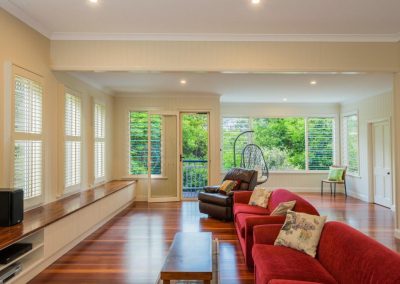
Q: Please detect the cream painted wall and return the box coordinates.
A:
[0,9,114,206]
[113,93,220,201]
[340,91,394,203]
[50,41,400,72]
[220,103,340,192]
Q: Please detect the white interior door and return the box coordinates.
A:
[147,111,180,203]
[372,120,393,208]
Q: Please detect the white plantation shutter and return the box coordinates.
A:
[65,92,82,190]
[343,114,359,174]
[13,74,43,201]
[307,118,335,170]
[14,141,42,198]
[65,93,81,137]
[94,104,106,180]
[65,141,81,187]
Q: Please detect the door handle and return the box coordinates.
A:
[180,154,184,162]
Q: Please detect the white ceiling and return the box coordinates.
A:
[1,0,400,41]
[69,71,393,103]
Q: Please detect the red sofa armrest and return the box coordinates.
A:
[269,280,323,284]
[233,191,253,204]
[253,224,282,245]
[245,215,286,236]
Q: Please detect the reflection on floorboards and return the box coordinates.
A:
[30,193,399,284]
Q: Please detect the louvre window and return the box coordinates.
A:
[343,114,359,174]
[221,116,335,172]
[13,74,43,200]
[94,104,106,180]
[65,92,82,189]
[307,118,335,170]
[129,111,162,175]
[221,117,251,171]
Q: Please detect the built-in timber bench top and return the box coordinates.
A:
[0,180,136,250]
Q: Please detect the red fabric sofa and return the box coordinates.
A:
[252,221,400,284]
[233,189,319,270]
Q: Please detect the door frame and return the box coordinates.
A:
[367,117,395,210]
[179,111,211,200]
[147,110,180,203]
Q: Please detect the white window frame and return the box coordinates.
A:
[94,103,106,184]
[220,115,337,173]
[342,111,360,176]
[11,66,44,209]
[64,89,82,193]
[128,110,165,178]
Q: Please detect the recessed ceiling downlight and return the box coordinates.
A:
[252,0,261,4]
[180,79,187,85]
[89,0,98,3]
[310,80,317,85]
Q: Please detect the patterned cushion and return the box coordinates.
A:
[270,200,296,216]
[275,210,327,257]
[219,180,238,195]
[248,188,272,208]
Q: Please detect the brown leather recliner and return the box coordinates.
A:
[198,168,258,221]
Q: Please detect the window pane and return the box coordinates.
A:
[13,73,43,201]
[308,118,335,170]
[94,104,105,139]
[221,117,251,171]
[65,93,81,137]
[253,118,306,170]
[129,112,162,175]
[95,141,105,179]
[65,92,82,189]
[94,104,105,180]
[14,75,42,134]
[344,114,359,174]
[65,141,81,187]
[14,140,42,199]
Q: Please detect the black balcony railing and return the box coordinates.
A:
[182,160,208,198]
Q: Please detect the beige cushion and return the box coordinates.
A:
[274,210,327,257]
[219,180,238,195]
[270,200,296,216]
[248,188,271,208]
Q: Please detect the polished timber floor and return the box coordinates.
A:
[30,193,400,284]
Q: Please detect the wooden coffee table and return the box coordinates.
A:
[160,232,213,283]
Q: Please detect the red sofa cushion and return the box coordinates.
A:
[269,280,323,284]
[317,221,400,284]
[233,203,270,219]
[268,189,319,215]
[253,245,337,284]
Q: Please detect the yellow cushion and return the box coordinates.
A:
[219,180,238,194]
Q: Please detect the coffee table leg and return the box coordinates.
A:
[163,280,170,284]
[204,281,211,284]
